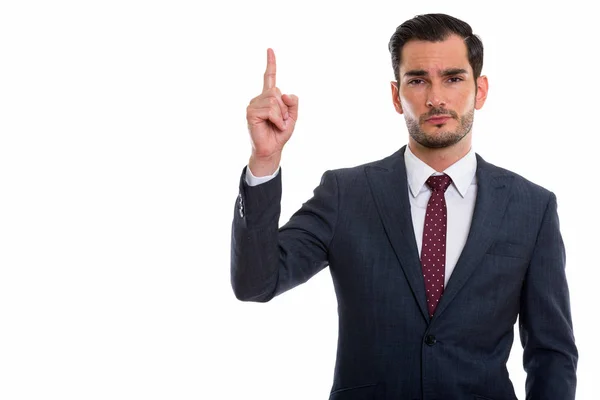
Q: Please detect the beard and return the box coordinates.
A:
[405,107,474,149]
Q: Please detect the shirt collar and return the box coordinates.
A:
[404,144,477,198]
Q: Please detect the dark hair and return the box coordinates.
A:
[388,13,484,82]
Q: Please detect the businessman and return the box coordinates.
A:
[231,13,577,400]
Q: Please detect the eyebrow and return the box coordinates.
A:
[403,68,469,78]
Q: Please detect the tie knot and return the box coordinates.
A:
[426,174,452,192]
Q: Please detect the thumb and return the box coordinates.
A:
[282,94,299,121]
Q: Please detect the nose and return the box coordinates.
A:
[426,83,446,108]
[426,99,446,107]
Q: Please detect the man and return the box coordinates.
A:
[231,13,577,400]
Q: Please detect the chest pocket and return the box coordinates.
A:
[486,241,529,259]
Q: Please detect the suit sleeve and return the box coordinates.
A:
[519,192,578,399]
[230,166,338,302]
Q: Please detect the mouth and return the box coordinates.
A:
[426,116,452,124]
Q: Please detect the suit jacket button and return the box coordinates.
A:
[425,334,437,346]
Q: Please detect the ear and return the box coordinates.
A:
[475,75,489,110]
[391,81,403,114]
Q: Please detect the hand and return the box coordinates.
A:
[246,48,299,175]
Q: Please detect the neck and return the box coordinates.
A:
[408,135,472,172]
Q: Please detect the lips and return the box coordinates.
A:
[426,116,452,124]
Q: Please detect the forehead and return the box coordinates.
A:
[399,34,471,74]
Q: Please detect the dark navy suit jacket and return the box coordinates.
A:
[231,146,577,400]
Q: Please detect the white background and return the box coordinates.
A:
[0,0,597,399]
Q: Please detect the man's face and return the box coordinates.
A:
[391,34,488,149]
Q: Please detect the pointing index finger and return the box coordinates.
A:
[263,48,276,92]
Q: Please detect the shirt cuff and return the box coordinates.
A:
[245,165,281,186]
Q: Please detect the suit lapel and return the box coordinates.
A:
[365,146,430,321]
[432,154,514,321]
[365,148,514,323]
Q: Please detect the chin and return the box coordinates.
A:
[424,120,455,129]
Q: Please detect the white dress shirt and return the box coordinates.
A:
[404,145,477,285]
[245,165,280,186]
[245,145,477,285]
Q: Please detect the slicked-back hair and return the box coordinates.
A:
[388,13,484,82]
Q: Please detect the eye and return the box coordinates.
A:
[408,79,425,86]
[447,77,464,83]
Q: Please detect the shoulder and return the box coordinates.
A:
[476,153,556,205]
[326,148,404,180]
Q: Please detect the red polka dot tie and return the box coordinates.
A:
[421,174,452,318]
